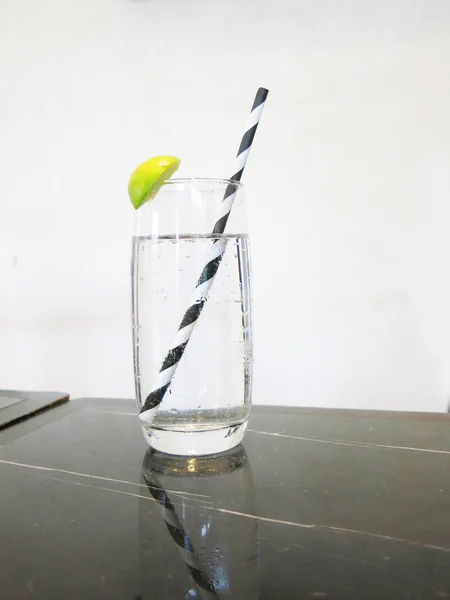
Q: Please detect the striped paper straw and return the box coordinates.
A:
[142,470,219,599]
[140,87,269,422]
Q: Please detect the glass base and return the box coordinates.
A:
[141,420,248,456]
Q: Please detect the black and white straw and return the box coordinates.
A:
[140,87,269,422]
[142,470,219,599]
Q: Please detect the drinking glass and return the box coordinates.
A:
[132,179,253,455]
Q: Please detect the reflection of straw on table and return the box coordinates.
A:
[142,470,219,599]
[140,87,269,424]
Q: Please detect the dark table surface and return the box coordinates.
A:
[1,398,449,600]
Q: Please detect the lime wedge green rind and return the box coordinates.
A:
[128,155,181,209]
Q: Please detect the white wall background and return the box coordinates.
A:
[1,0,450,411]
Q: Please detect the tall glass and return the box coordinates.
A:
[132,179,253,456]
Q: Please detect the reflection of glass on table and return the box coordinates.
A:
[139,445,258,599]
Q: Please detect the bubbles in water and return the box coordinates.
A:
[133,235,252,420]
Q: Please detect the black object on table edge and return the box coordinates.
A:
[0,390,69,431]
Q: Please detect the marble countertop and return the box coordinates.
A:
[1,398,449,599]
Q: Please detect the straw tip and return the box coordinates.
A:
[252,87,269,109]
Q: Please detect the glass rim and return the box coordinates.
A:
[162,177,243,188]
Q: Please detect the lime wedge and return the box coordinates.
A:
[128,155,181,209]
